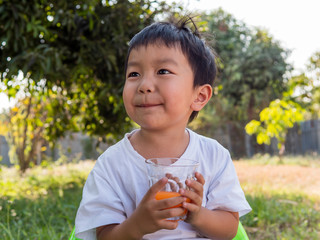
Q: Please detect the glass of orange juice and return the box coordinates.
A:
[145,158,199,221]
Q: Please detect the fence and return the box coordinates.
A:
[286,119,320,155]
[1,119,320,166]
[0,133,108,166]
[208,119,320,157]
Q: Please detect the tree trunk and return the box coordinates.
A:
[245,93,256,157]
[278,142,285,164]
[247,93,256,122]
[245,133,254,158]
[36,140,42,165]
[18,97,32,172]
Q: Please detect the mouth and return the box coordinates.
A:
[136,103,163,108]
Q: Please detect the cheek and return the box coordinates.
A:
[165,85,194,104]
[122,85,132,109]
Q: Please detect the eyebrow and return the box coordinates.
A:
[154,58,179,66]
[127,58,179,68]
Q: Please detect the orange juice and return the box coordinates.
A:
[155,191,191,208]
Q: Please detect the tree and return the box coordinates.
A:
[202,9,290,123]
[193,9,291,156]
[245,51,320,159]
[245,99,305,160]
[308,52,320,77]
[282,51,320,118]
[307,52,320,117]
[0,0,171,142]
[0,77,78,172]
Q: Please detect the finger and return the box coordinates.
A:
[145,177,168,200]
[186,179,203,197]
[182,201,201,213]
[156,207,186,221]
[180,188,202,206]
[173,176,181,184]
[165,173,173,179]
[169,176,182,192]
[158,218,179,230]
[168,179,177,192]
[195,172,205,185]
[156,196,185,210]
[173,176,183,189]
[165,173,181,186]
[166,174,183,192]
[165,174,177,192]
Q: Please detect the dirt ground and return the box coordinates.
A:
[234,161,320,199]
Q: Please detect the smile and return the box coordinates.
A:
[136,104,162,108]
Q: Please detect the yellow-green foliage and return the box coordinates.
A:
[245,99,305,149]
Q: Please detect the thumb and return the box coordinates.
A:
[144,177,168,201]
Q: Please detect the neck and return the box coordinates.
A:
[129,127,190,159]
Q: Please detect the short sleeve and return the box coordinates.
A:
[75,166,126,240]
[205,150,251,217]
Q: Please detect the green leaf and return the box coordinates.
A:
[245,120,261,135]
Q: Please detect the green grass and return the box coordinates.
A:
[1,188,81,239]
[241,193,320,239]
[0,162,91,240]
[0,158,319,239]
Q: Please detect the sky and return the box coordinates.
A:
[1,0,320,112]
[183,0,320,70]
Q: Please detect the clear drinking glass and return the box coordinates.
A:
[145,157,199,221]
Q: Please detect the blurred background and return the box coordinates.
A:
[0,0,319,239]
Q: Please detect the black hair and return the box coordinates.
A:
[125,16,217,122]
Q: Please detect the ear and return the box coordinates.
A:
[191,84,212,111]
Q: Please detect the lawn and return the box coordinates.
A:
[234,155,320,239]
[0,156,319,239]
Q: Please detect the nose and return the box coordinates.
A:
[138,76,155,94]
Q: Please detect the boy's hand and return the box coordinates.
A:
[179,172,205,224]
[129,177,186,238]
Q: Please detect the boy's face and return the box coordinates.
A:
[123,44,200,132]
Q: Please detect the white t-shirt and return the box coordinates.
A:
[75,129,251,240]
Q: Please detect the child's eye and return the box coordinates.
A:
[127,72,140,78]
[158,69,171,75]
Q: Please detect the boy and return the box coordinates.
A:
[75,16,251,240]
